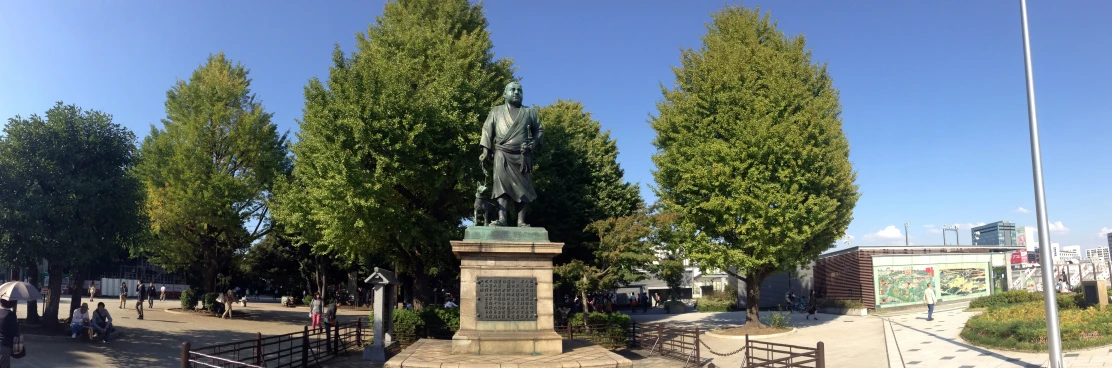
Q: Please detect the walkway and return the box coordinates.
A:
[883,304,1112,368]
[629,309,887,368]
[12,297,371,367]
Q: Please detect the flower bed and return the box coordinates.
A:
[961,302,1112,351]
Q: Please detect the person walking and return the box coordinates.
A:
[640,292,649,313]
[160,285,166,302]
[221,289,235,319]
[924,283,936,321]
[88,284,96,302]
[322,301,338,353]
[118,282,128,309]
[0,297,21,367]
[653,292,661,308]
[147,283,155,308]
[309,293,324,333]
[134,281,145,320]
[806,289,819,320]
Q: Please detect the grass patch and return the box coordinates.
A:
[696,292,738,312]
[961,302,1112,351]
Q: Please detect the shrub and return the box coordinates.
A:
[664,300,685,311]
[202,292,222,314]
[696,292,737,312]
[568,312,630,347]
[303,295,314,306]
[762,309,792,329]
[368,308,425,341]
[180,288,199,310]
[969,290,1086,310]
[962,302,1112,351]
[418,306,461,328]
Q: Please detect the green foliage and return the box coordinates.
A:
[203,292,222,313]
[968,290,1084,310]
[303,295,314,306]
[568,312,631,347]
[134,53,290,292]
[0,102,145,325]
[656,256,686,301]
[962,302,1112,351]
[650,5,858,327]
[696,292,738,312]
[180,289,199,310]
[555,208,656,306]
[368,308,427,339]
[664,300,686,311]
[273,0,515,307]
[816,298,864,309]
[533,100,643,263]
[418,306,461,328]
[763,309,792,329]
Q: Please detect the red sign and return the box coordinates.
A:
[1011,250,1028,264]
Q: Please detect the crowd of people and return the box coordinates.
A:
[569,291,664,314]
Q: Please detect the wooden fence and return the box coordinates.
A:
[181,319,366,368]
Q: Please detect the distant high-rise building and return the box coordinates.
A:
[1061,245,1082,261]
[1086,247,1110,263]
[971,221,1017,246]
[1018,226,1037,252]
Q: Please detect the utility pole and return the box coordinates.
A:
[904,222,909,246]
[1019,0,1063,366]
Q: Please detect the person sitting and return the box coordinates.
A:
[444,299,458,308]
[71,303,91,339]
[89,302,115,342]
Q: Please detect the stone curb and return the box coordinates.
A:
[705,327,797,340]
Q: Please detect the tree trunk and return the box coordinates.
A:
[68,269,86,317]
[413,270,429,310]
[42,263,64,327]
[745,271,765,328]
[26,261,40,324]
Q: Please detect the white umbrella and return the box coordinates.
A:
[0,281,41,301]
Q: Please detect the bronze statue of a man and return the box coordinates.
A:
[479,82,543,227]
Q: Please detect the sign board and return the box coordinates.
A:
[476,277,537,321]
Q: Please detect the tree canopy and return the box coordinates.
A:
[135,53,290,292]
[0,102,145,326]
[555,207,656,315]
[532,100,644,263]
[650,5,859,326]
[273,0,515,307]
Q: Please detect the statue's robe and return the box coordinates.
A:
[480,104,543,203]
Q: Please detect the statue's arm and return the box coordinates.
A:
[531,107,544,150]
[480,108,496,160]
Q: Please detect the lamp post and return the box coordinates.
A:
[942,225,959,245]
[904,222,909,246]
[1019,0,1063,365]
[956,224,960,245]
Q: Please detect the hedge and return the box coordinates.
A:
[696,293,737,312]
[180,288,199,310]
[817,298,864,309]
[968,290,1085,310]
[202,292,222,314]
[568,312,630,346]
[962,302,1112,351]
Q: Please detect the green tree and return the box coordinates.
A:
[0,102,145,327]
[273,0,515,308]
[556,208,656,316]
[650,6,859,326]
[135,53,290,293]
[532,100,643,265]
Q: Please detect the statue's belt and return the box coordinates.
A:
[495,144,523,154]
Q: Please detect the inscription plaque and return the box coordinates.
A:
[476,277,537,321]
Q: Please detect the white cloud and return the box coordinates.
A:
[864,226,905,244]
[1048,221,1069,233]
[1015,207,1030,214]
[1099,227,1112,239]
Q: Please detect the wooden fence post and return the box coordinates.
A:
[816,341,825,368]
[744,334,749,365]
[301,326,309,368]
[255,332,263,365]
[332,320,339,354]
[180,342,190,368]
[357,318,362,345]
[694,326,700,365]
[567,323,573,340]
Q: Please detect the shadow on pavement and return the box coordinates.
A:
[887,319,1033,368]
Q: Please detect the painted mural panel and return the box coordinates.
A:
[875,267,933,307]
[938,268,987,297]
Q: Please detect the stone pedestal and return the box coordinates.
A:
[451,227,564,355]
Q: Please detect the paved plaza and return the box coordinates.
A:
[11,297,371,368]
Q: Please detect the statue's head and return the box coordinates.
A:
[503,82,523,106]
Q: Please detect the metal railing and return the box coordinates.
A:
[743,334,825,368]
[631,322,701,367]
[181,319,367,368]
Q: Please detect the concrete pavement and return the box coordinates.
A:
[882,303,1112,368]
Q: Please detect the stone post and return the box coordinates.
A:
[363,267,398,361]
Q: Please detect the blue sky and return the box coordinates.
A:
[2,1,1109,250]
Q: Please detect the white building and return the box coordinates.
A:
[1017,226,1037,252]
[1061,245,1082,262]
[1086,247,1110,263]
